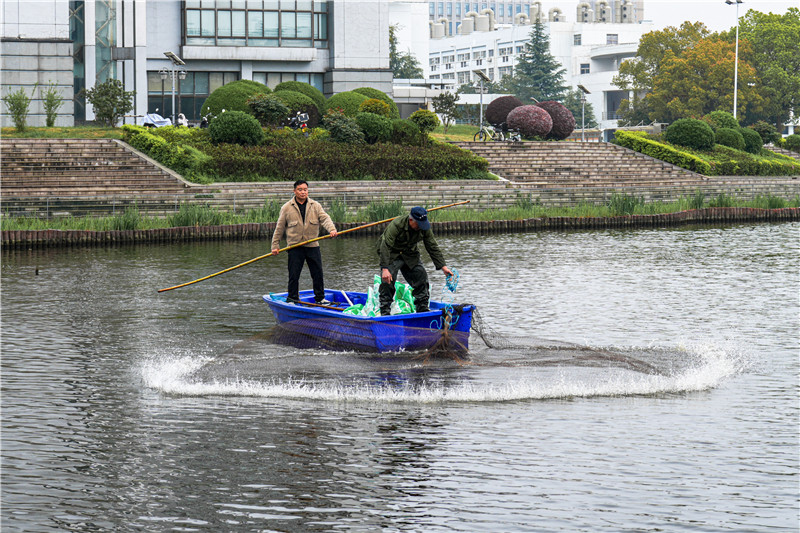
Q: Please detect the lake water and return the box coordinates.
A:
[2,222,798,532]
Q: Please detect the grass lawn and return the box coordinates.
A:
[430,123,481,143]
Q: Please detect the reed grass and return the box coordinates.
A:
[2,195,798,231]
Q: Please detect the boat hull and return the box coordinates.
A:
[263,290,474,353]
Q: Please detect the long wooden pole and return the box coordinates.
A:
[157,200,470,293]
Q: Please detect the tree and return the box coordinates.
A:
[389,25,423,79]
[613,22,709,125]
[733,8,800,132]
[432,90,460,134]
[2,85,35,131]
[562,88,598,129]
[41,82,65,127]
[84,79,135,127]
[505,17,567,103]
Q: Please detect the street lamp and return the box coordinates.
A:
[473,69,490,128]
[725,0,743,119]
[163,51,186,125]
[578,84,590,142]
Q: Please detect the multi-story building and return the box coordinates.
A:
[1,0,393,126]
[426,4,651,134]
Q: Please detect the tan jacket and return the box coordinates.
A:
[271,197,336,249]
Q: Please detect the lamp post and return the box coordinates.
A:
[578,84,590,142]
[725,0,743,119]
[163,51,186,125]
[473,69,490,127]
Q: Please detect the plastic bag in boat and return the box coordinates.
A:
[342,275,416,316]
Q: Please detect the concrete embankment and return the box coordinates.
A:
[2,207,797,250]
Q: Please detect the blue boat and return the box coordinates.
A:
[263,289,475,353]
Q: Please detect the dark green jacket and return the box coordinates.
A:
[377,215,446,270]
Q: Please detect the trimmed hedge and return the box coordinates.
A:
[507,105,552,139]
[359,98,391,117]
[353,87,400,119]
[199,141,489,181]
[325,91,369,116]
[702,110,738,130]
[613,130,712,175]
[121,124,210,177]
[485,95,522,127]
[355,112,393,144]
[208,111,264,146]
[272,90,320,127]
[739,127,763,154]
[247,94,290,127]
[715,127,745,151]
[536,100,575,140]
[663,118,715,150]
[408,109,440,135]
[273,81,325,113]
[201,80,270,117]
[390,119,422,146]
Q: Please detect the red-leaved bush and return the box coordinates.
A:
[507,105,553,139]
[536,100,575,140]
[485,95,523,127]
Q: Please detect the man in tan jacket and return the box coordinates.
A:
[271,180,338,304]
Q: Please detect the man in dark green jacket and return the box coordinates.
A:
[377,206,454,315]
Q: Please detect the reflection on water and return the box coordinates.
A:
[2,223,798,531]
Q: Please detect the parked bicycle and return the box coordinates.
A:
[498,122,522,142]
[474,122,504,142]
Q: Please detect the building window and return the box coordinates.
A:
[185,0,328,48]
[580,63,590,74]
[574,34,581,46]
[430,2,435,16]
[606,33,618,45]
[148,70,238,121]
[252,72,324,92]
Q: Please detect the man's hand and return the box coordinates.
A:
[272,248,280,255]
[381,268,393,284]
[330,230,338,238]
[442,266,453,278]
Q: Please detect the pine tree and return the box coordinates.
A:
[389,25,423,79]
[506,18,567,103]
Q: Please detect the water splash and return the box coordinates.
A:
[141,340,749,403]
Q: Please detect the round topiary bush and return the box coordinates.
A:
[272,90,320,127]
[408,109,440,135]
[273,81,325,113]
[247,94,290,127]
[784,134,800,153]
[663,118,715,150]
[390,119,421,146]
[485,95,523,127]
[739,127,763,154]
[325,91,369,117]
[208,110,264,146]
[536,100,576,140]
[507,105,553,139]
[702,110,739,131]
[322,108,365,144]
[201,79,270,117]
[355,112,393,144]
[353,87,400,119]
[359,98,391,117]
[715,127,745,151]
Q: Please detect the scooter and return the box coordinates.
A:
[288,111,310,137]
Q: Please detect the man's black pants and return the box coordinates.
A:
[379,258,429,315]
[287,246,325,302]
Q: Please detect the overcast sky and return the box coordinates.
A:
[642,0,796,32]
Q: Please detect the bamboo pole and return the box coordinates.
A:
[158,200,470,293]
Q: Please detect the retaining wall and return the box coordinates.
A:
[2,207,797,250]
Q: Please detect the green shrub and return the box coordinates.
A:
[739,127,763,154]
[715,127,745,151]
[272,90,320,127]
[84,79,135,127]
[390,119,421,146]
[362,199,404,221]
[208,110,264,146]
[707,193,735,207]
[702,110,738,130]
[322,108,365,144]
[325,91,369,116]
[408,109,440,135]
[201,80,269,117]
[689,190,705,209]
[1,86,34,131]
[663,118,715,150]
[355,112,392,144]
[785,134,800,153]
[121,124,210,177]
[247,94,289,127]
[749,121,780,145]
[353,87,400,119]
[273,81,325,113]
[359,98,391,117]
[613,130,712,174]
[607,193,642,215]
[41,82,64,127]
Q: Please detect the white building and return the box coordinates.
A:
[426,6,651,133]
[1,0,393,126]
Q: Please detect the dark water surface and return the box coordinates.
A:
[2,223,798,532]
